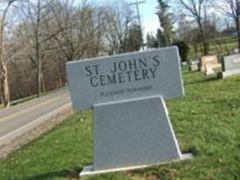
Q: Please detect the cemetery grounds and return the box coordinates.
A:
[0,67,239,179]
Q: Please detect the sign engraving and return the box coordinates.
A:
[67,47,184,110]
[85,56,160,88]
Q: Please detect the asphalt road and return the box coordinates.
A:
[0,88,71,141]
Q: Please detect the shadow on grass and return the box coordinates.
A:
[182,146,199,157]
[182,67,202,74]
[185,76,220,86]
[25,167,82,180]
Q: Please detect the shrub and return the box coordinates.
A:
[172,41,190,62]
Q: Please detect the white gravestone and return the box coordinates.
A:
[66,47,192,176]
[189,60,199,72]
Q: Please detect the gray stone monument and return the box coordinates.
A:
[220,54,240,79]
[66,47,192,176]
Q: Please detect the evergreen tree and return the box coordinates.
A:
[124,24,142,52]
[156,0,174,47]
[146,33,159,48]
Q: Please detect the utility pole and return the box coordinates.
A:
[129,0,145,50]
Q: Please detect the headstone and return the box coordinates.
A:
[220,54,240,78]
[182,61,187,66]
[200,55,221,75]
[204,63,222,76]
[200,55,218,72]
[189,60,199,72]
[66,47,192,176]
[223,54,240,71]
[232,48,239,54]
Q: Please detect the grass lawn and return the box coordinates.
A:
[188,36,238,59]
[0,68,240,179]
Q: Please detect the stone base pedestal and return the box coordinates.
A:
[80,153,193,176]
[80,96,192,176]
[220,69,240,79]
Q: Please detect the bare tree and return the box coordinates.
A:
[40,0,106,85]
[102,1,136,54]
[20,0,54,97]
[212,0,240,50]
[35,0,43,96]
[46,0,105,59]
[0,0,18,107]
[0,0,140,105]
[176,0,209,55]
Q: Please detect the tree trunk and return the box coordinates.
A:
[41,72,45,93]
[0,1,14,108]
[36,39,41,97]
[58,61,64,87]
[193,44,198,58]
[0,87,3,105]
[1,62,10,107]
[198,19,208,55]
[0,56,10,107]
[36,0,41,97]
[36,53,42,97]
[236,17,240,50]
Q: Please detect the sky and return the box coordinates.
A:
[90,0,160,38]
[2,0,161,39]
[135,0,160,37]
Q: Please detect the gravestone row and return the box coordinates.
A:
[191,53,240,79]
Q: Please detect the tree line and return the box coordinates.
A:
[0,0,142,107]
[147,0,240,59]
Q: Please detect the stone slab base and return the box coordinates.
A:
[220,69,240,79]
[80,153,193,177]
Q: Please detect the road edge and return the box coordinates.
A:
[0,103,72,159]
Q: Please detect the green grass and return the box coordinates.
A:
[188,36,238,59]
[209,36,237,44]
[0,68,240,179]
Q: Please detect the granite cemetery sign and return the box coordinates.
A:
[66,47,191,176]
[67,47,184,109]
